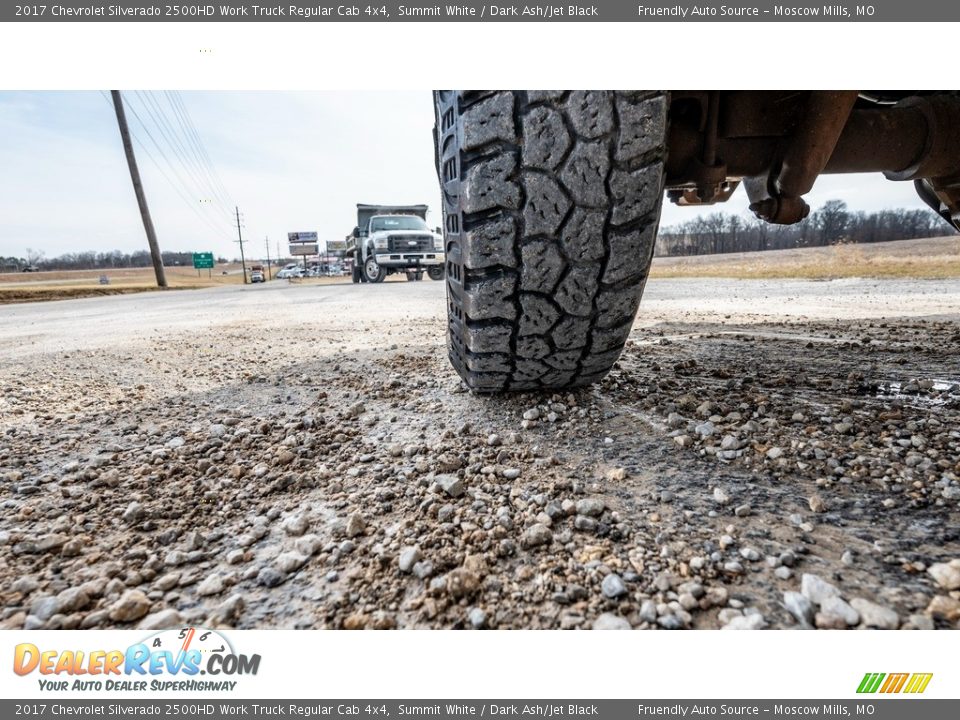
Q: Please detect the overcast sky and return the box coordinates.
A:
[0,91,934,261]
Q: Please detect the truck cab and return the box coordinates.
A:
[349,204,445,283]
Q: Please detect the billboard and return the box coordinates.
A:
[288,231,318,243]
[290,243,319,256]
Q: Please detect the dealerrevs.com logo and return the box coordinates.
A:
[13,627,260,692]
[856,673,933,694]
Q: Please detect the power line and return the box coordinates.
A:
[99,91,233,242]
[132,91,230,218]
[168,91,237,210]
[148,91,235,215]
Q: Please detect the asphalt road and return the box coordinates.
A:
[5,276,960,357]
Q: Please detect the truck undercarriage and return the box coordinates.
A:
[433,91,960,393]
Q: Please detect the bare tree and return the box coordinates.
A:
[655,201,954,257]
[25,248,45,266]
[813,199,850,244]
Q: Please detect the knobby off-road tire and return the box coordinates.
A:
[434,90,668,392]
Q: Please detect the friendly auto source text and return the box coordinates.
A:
[637,5,868,17]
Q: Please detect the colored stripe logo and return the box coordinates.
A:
[857,673,933,694]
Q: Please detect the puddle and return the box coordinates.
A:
[875,379,959,408]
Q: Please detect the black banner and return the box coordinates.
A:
[2,1,955,23]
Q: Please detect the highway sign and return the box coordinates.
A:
[192,252,215,269]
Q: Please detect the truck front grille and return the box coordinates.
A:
[388,235,433,252]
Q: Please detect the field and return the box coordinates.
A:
[650,235,960,280]
[5,235,959,305]
[0,264,249,302]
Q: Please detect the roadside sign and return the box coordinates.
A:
[290,243,319,256]
[192,252,215,269]
[326,239,348,252]
[288,231,318,243]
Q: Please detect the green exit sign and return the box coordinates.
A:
[193,252,214,269]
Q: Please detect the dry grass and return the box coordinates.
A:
[0,265,245,304]
[650,236,960,280]
[0,286,193,304]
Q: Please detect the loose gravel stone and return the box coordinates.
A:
[468,607,488,629]
[399,546,421,573]
[592,613,631,630]
[850,598,899,629]
[344,513,365,538]
[818,596,860,627]
[139,609,184,630]
[196,574,225,596]
[436,475,465,498]
[928,560,960,591]
[575,498,606,517]
[257,567,286,588]
[801,573,841,605]
[783,591,814,626]
[723,613,767,630]
[275,552,308,574]
[108,590,151,623]
[601,573,627,599]
[520,524,553,549]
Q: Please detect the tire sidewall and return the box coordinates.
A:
[364,255,385,283]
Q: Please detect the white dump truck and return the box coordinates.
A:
[347,204,445,283]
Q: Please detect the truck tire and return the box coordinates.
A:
[362,255,386,283]
[434,90,668,391]
[427,266,444,281]
[352,266,362,283]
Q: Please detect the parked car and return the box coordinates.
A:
[276,267,304,279]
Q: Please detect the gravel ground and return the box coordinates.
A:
[1,278,959,630]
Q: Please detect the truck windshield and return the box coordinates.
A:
[370,216,428,232]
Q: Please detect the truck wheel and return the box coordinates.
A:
[434,90,668,391]
[362,255,386,284]
[427,266,444,281]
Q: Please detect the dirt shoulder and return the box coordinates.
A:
[1,279,957,630]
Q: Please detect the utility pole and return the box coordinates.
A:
[264,236,272,280]
[111,90,167,288]
[235,206,247,284]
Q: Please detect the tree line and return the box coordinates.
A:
[1,249,232,272]
[654,200,953,257]
[5,200,953,270]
